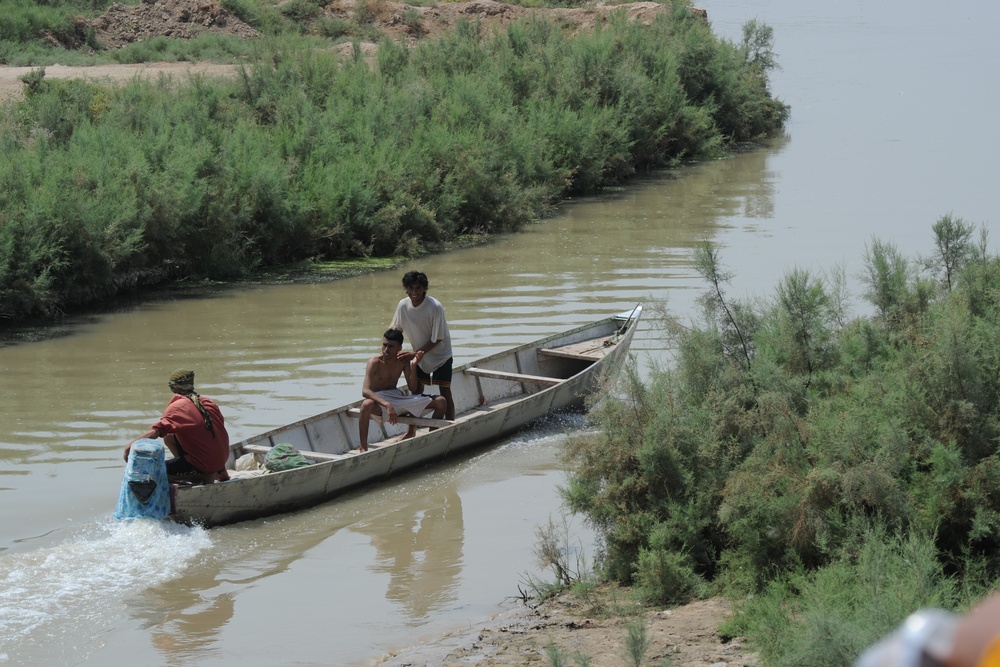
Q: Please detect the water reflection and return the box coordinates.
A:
[116,506,366,664]
[147,591,236,664]
[354,491,464,621]
[100,462,474,664]
[124,549,248,664]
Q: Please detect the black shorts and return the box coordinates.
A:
[166,455,199,475]
[416,357,453,387]
[164,437,200,476]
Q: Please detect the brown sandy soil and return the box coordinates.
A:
[376,590,758,667]
[326,0,705,46]
[0,0,705,101]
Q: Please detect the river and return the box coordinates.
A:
[1,0,997,664]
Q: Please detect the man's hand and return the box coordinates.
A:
[385,404,398,425]
[123,429,159,462]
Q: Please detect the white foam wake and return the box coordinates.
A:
[0,518,211,664]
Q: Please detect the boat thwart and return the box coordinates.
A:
[121,306,642,527]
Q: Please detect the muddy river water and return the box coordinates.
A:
[1,0,997,664]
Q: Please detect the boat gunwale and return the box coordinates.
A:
[169,309,641,524]
[230,313,628,449]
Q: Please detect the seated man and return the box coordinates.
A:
[359,329,447,452]
[124,369,231,483]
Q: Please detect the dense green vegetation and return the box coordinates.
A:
[0,0,787,320]
[563,216,1000,665]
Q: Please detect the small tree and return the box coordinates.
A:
[693,240,755,373]
[929,213,975,292]
[741,19,779,75]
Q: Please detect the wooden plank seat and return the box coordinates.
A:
[346,408,452,429]
[242,443,346,461]
[464,366,562,386]
[537,339,612,361]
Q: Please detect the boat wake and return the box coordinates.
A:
[496,411,598,452]
[439,411,596,490]
[0,518,211,665]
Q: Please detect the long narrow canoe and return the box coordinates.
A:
[170,306,642,526]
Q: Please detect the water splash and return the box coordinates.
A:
[0,518,211,664]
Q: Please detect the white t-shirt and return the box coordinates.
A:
[390,295,453,373]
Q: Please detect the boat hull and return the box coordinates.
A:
[170,307,641,527]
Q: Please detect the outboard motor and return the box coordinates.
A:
[115,438,171,520]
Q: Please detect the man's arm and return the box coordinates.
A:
[410,339,441,365]
[124,428,162,461]
[424,300,448,353]
[361,358,384,401]
[403,356,422,393]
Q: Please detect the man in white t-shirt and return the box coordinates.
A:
[389,271,455,420]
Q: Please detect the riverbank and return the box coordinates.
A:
[0,0,787,323]
[376,589,757,667]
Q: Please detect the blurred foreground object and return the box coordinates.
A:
[855,592,1000,667]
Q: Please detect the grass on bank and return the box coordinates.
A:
[0,2,788,321]
[552,215,1000,665]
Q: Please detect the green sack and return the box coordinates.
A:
[264,443,312,471]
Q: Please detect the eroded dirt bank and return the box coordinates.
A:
[376,592,757,667]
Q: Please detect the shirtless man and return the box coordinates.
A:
[359,329,447,452]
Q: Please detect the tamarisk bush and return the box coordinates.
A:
[1,1,787,319]
[562,220,1000,658]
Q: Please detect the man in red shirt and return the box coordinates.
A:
[124,369,231,483]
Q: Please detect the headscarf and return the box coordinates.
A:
[167,369,215,435]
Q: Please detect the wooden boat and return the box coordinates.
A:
[170,306,642,526]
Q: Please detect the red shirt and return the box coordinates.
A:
[150,394,230,473]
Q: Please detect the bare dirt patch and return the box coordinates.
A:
[0,62,241,101]
[325,0,703,45]
[89,0,260,48]
[376,591,757,667]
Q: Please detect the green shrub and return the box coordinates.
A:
[635,544,707,606]
[352,0,384,26]
[316,16,351,39]
[0,1,76,44]
[0,9,788,319]
[564,222,1000,661]
[219,0,290,35]
[281,0,322,24]
[728,526,973,667]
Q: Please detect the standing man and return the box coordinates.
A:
[359,329,447,452]
[390,271,455,420]
[124,369,231,483]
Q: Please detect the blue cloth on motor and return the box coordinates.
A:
[115,438,171,520]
